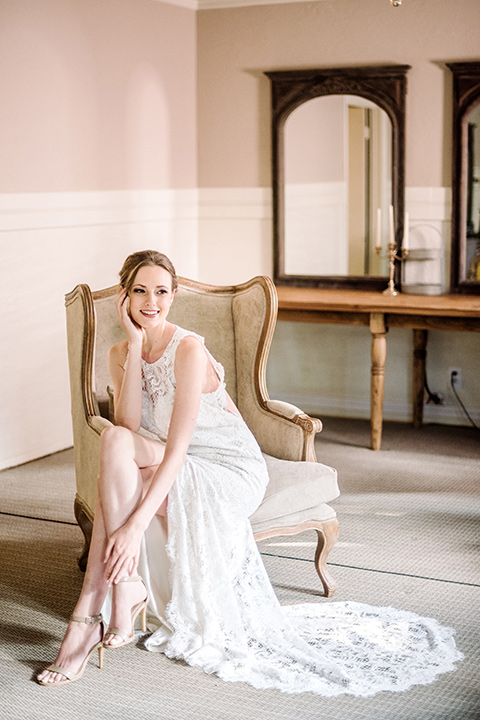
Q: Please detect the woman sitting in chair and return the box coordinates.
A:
[37,250,462,695]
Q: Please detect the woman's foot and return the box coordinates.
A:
[37,614,104,686]
[103,576,148,648]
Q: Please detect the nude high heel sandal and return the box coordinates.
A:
[37,614,104,687]
[103,575,148,649]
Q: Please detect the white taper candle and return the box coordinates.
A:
[389,205,395,246]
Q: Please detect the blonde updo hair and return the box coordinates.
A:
[119,250,178,294]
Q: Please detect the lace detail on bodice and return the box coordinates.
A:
[141,326,224,402]
[140,326,184,437]
[140,326,229,443]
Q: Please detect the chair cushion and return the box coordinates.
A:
[250,454,339,527]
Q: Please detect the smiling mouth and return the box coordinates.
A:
[140,310,160,317]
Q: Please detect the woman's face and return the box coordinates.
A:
[127,264,175,328]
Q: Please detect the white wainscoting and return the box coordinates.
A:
[0,189,198,469]
[197,187,273,285]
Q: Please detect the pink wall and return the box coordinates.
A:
[197,0,480,189]
[0,0,197,193]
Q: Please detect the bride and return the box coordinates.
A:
[37,249,462,694]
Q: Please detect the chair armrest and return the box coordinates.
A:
[88,415,113,435]
[244,399,322,463]
[265,399,323,429]
[266,400,322,462]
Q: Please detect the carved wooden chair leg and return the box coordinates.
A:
[314,518,339,597]
[74,497,93,572]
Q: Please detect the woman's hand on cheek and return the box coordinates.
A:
[115,290,145,347]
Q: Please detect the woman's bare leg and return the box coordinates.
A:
[37,426,165,682]
[97,426,165,647]
[36,496,110,684]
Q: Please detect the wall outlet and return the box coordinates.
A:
[448,367,462,388]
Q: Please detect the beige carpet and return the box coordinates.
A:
[1,419,479,720]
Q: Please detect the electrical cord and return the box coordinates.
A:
[424,370,479,430]
[424,377,443,405]
[450,372,480,430]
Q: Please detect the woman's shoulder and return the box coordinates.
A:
[174,331,208,371]
[176,332,205,357]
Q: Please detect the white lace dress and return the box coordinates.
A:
[134,325,462,697]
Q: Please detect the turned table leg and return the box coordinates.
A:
[413,329,428,429]
[370,312,387,451]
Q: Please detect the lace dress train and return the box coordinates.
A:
[134,326,462,697]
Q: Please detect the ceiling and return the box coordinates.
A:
[158,0,332,11]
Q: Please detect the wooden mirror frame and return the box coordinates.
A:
[266,65,410,290]
[448,61,480,294]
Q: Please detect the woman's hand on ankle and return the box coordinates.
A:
[104,519,143,585]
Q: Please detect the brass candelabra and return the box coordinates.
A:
[376,243,409,296]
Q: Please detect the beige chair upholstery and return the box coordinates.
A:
[65,275,340,596]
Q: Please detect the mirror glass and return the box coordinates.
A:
[465,101,480,281]
[284,94,391,278]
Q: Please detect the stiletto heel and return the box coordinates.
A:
[140,603,147,633]
[37,614,104,687]
[98,644,104,670]
[103,575,148,649]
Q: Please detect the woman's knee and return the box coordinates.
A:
[100,424,134,457]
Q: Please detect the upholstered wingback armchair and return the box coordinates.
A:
[65,275,340,596]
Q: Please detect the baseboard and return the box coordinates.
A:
[272,392,480,428]
[0,440,73,472]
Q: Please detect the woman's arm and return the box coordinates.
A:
[108,342,143,430]
[133,336,207,527]
[108,290,144,430]
[105,336,208,582]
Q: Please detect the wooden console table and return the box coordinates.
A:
[276,287,480,450]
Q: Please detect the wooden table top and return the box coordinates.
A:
[276,286,480,318]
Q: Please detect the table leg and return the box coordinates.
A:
[370,312,387,451]
[412,329,428,429]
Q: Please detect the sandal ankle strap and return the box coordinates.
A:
[117,575,143,584]
[70,613,103,625]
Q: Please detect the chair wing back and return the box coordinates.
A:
[66,275,277,429]
[92,288,125,418]
[170,276,277,421]
[232,278,276,424]
[65,284,117,516]
[92,281,240,413]
[167,281,238,403]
